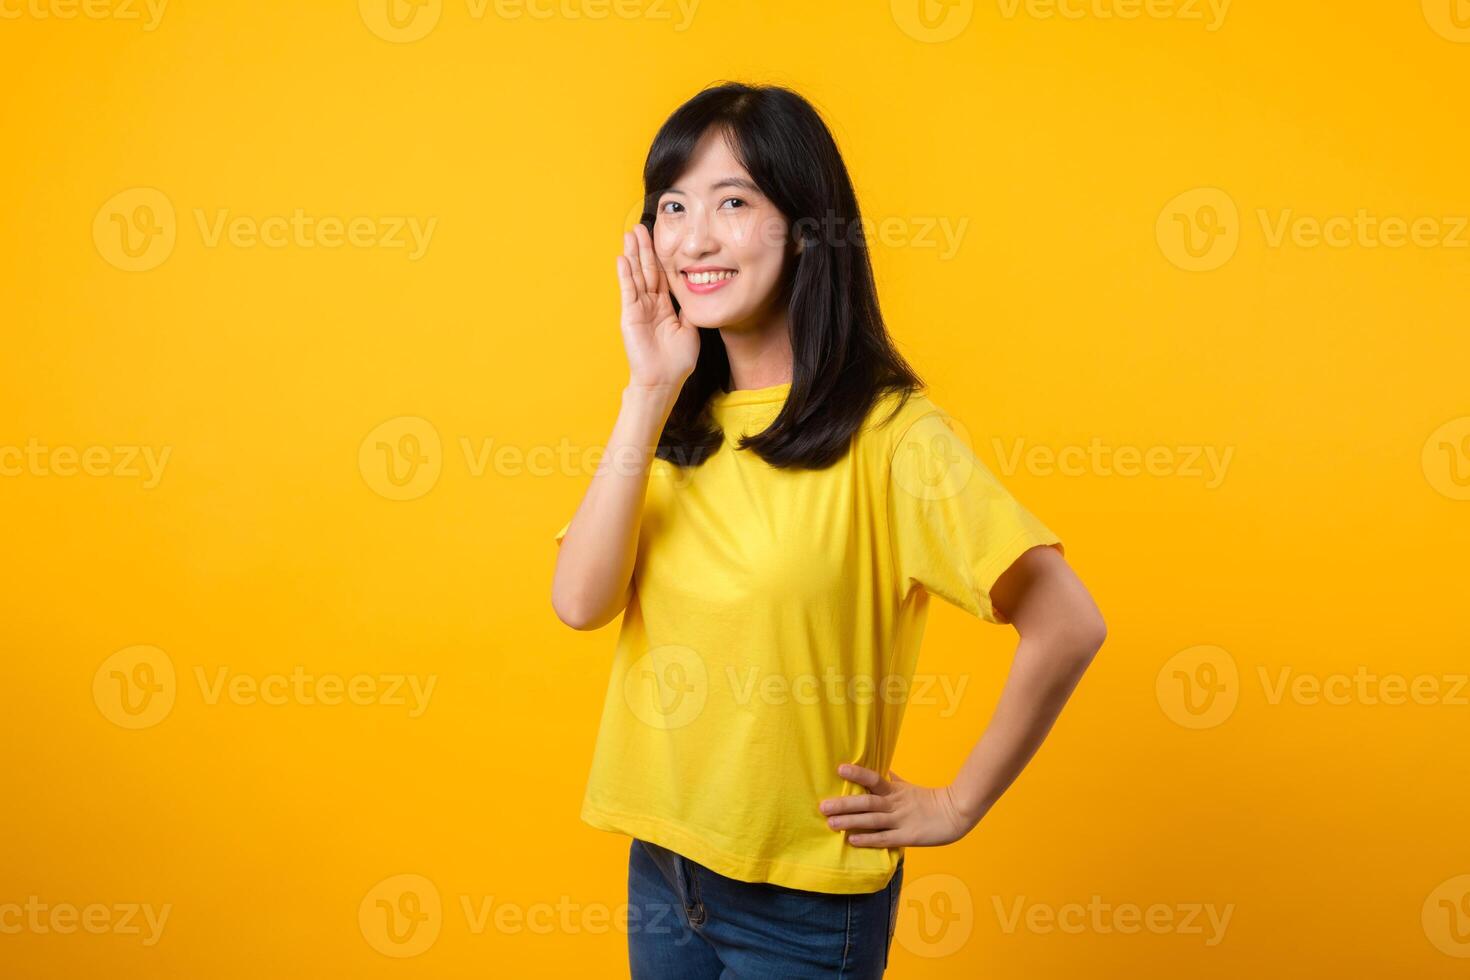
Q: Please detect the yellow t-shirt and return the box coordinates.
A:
[554,381,1064,894]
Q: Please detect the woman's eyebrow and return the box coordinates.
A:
[711,177,760,193]
[662,177,761,196]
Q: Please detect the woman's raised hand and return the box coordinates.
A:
[616,222,700,393]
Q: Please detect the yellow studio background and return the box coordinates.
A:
[1,0,1466,976]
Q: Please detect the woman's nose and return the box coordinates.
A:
[678,208,715,256]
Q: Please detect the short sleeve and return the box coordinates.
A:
[887,410,1064,625]
[554,519,570,546]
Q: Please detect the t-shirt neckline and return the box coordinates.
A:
[711,380,792,407]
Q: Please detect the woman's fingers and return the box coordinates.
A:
[837,763,890,794]
[615,254,639,307]
[622,231,640,286]
[821,793,889,815]
[633,222,662,296]
[828,810,895,831]
[621,232,647,304]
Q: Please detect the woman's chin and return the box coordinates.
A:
[680,298,739,328]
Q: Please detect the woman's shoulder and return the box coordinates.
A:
[852,385,960,478]
[860,384,948,445]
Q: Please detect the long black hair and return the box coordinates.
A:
[642,81,924,470]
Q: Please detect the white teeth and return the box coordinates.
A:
[686,270,737,285]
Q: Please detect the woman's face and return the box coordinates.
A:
[653,128,794,330]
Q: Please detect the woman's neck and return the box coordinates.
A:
[719,307,794,391]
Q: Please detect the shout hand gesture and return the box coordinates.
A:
[616,222,699,392]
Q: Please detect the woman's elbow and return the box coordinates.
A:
[551,569,596,630]
[552,587,601,631]
[1032,607,1106,666]
[1071,611,1107,662]
[1088,618,1107,657]
[554,605,600,632]
[552,576,630,631]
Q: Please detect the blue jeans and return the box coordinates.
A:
[627,838,904,979]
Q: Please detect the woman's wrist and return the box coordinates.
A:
[949,779,995,826]
[624,377,682,399]
[604,382,679,470]
[622,380,683,419]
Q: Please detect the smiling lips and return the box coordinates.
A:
[682,268,739,294]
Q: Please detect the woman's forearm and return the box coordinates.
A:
[949,630,1103,823]
[550,383,679,630]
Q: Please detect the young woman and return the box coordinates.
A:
[551,81,1106,979]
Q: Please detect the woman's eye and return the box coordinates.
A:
[721,198,746,210]
[660,201,683,214]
